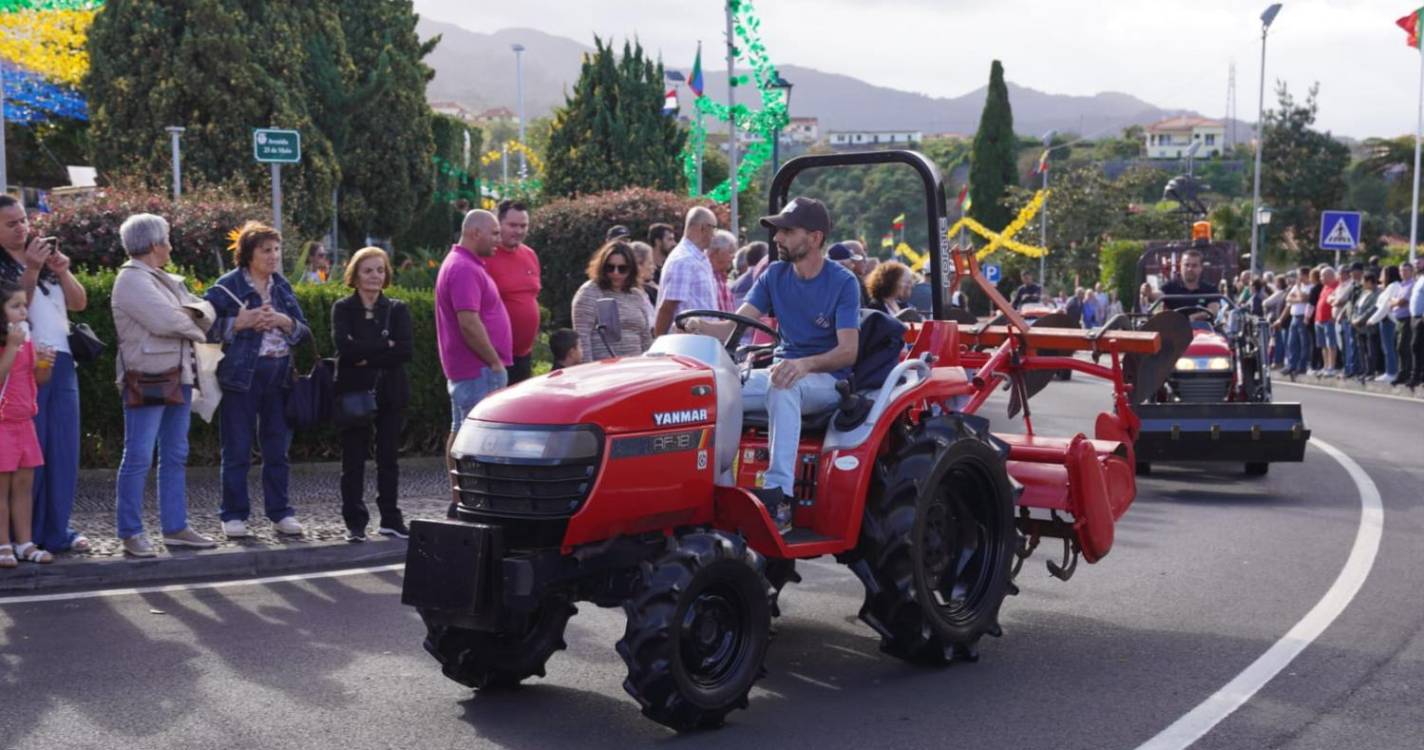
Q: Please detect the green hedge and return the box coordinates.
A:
[70,272,450,468]
[1099,240,1144,313]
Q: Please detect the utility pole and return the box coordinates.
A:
[0,62,8,195]
[165,126,185,199]
[1249,4,1283,277]
[512,43,527,178]
[725,2,738,233]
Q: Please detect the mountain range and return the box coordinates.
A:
[417,18,1232,139]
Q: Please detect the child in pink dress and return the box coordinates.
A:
[0,280,55,567]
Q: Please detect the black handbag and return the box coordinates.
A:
[332,301,394,428]
[68,322,106,363]
[285,336,335,430]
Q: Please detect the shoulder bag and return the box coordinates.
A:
[332,301,396,428]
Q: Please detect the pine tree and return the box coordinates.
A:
[544,37,686,198]
[969,60,1018,233]
[335,0,437,242]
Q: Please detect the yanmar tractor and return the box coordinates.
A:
[402,151,1168,732]
[1129,238,1310,476]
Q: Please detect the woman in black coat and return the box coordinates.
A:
[331,247,413,541]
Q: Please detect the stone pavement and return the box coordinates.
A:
[1272,366,1424,399]
[0,456,453,595]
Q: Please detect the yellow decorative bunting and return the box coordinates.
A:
[945,189,1049,261]
[478,141,544,175]
[0,8,96,87]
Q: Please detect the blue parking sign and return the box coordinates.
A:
[984,263,1002,284]
[1319,211,1361,251]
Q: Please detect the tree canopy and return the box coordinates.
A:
[969,60,1018,233]
[1254,83,1350,262]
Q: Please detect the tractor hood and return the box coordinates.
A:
[471,354,718,435]
[1183,326,1232,357]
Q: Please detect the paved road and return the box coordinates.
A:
[2,381,1420,749]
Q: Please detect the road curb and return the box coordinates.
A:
[0,537,408,596]
[1274,372,1423,400]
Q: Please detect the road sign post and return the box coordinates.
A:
[254,129,301,233]
[984,263,1002,284]
[1318,210,1361,253]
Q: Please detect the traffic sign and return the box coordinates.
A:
[1319,210,1361,251]
[983,263,1001,283]
[253,129,301,164]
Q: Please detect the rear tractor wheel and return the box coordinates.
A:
[617,530,774,732]
[421,598,576,690]
[853,416,1017,665]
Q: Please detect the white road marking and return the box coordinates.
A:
[0,563,406,605]
[1275,380,1424,404]
[1133,438,1384,750]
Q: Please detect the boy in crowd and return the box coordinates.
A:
[549,328,582,370]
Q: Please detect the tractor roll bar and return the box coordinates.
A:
[768,150,950,321]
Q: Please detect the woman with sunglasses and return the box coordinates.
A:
[570,241,654,362]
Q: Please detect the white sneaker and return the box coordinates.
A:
[222,519,251,538]
[274,516,305,536]
[1374,374,1393,383]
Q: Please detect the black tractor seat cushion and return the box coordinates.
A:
[741,408,836,433]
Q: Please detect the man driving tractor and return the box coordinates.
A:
[1153,248,1219,321]
[680,197,860,534]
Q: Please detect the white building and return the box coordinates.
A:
[827,130,922,148]
[783,117,820,145]
[1144,116,1225,159]
[430,101,477,123]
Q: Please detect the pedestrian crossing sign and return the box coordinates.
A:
[1318,210,1361,251]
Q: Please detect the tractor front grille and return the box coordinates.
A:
[453,458,598,518]
[1172,374,1232,403]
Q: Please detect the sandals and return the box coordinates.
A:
[13,542,53,565]
[70,535,92,553]
[0,545,15,569]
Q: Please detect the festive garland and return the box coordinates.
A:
[946,190,1050,261]
[680,0,789,202]
[477,140,543,175]
[0,0,99,123]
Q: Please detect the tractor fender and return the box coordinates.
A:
[713,486,790,560]
[1066,435,1114,564]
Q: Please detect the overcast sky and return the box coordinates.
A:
[414,0,1420,139]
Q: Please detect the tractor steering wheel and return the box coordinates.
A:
[674,309,781,363]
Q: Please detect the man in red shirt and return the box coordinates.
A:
[484,200,542,383]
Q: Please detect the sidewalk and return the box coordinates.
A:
[1272,366,1424,400]
[0,456,453,595]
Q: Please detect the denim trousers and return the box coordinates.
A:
[219,356,295,523]
[116,385,193,539]
[448,367,508,432]
[1286,316,1310,372]
[1341,323,1360,374]
[1271,328,1286,367]
[1379,317,1398,377]
[31,352,81,550]
[742,370,840,496]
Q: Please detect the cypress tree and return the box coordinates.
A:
[544,37,685,197]
[969,59,1018,233]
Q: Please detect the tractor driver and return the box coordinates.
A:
[680,197,860,534]
[1155,248,1218,322]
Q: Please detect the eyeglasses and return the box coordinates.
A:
[604,264,629,274]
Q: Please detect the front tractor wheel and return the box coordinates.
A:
[854,416,1016,665]
[421,599,576,690]
[617,531,773,732]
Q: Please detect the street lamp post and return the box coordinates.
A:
[512,43,527,178]
[1039,130,1055,286]
[768,75,793,179]
[1249,3,1283,278]
[1257,205,1273,269]
[165,126,185,200]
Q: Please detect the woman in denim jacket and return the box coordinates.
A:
[204,221,311,539]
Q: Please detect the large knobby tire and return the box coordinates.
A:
[617,531,773,732]
[854,416,1016,665]
[421,600,576,690]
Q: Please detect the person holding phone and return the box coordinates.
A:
[571,240,653,362]
[0,195,90,556]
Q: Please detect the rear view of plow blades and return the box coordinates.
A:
[1132,402,1310,464]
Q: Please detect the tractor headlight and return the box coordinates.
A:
[1205,356,1232,371]
[452,422,602,462]
[1175,356,1232,372]
[1175,357,1198,371]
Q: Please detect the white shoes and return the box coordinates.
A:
[222,520,251,538]
[274,517,305,536]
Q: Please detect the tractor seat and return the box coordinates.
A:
[741,407,837,433]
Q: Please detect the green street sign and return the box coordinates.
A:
[254,129,301,164]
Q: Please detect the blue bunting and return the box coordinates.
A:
[1,59,88,123]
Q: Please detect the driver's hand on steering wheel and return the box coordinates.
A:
[678,317,700,334]
[769,358,810,389]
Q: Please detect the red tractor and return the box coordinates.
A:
[401,151,1167,732]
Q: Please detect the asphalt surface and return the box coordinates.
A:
[2,378,1420,750]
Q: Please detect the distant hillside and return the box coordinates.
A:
[418,18,1237,138]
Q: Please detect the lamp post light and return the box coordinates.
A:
[1257,205,1273,274]
[1039,129,1055,285]
[1249,3,1283,278]
[768,74,793,179]
[512,43,527,178]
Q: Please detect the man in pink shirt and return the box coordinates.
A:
[436,210,513,516]
[484,200,542,384]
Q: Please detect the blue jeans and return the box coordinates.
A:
[1271,328,1286,367]
[448,367,508,431]
[116,386,193,539]
[742,370,840,495]
[1341,323,1360,374]
[31,352,81,550]
[1286,316,1310,373]
[1315,320,1337,353]
[1380,317,1398,377]
[219,356,295,523]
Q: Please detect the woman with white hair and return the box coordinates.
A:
[110,213,218,557]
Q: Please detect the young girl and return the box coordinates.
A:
[0,279,55,567]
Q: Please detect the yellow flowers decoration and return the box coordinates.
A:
[0,8,96,87]
[226,228,242,252]
[947,190,1050,261]
[479,141,544,175]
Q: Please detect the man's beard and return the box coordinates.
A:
[777,242,808,262]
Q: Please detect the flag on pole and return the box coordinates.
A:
[891,213,905,230]
[663,88,679,115]
[1398,7,1424,47]
[957,186,973,213]
[689,43,704,97]
[1034,149,1050,175]
[881,233,894,249]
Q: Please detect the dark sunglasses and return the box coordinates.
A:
[604,263,629,274]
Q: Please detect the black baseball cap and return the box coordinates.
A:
[827,242,864,262]
[605,224,631,241]
[759,196,831,235]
